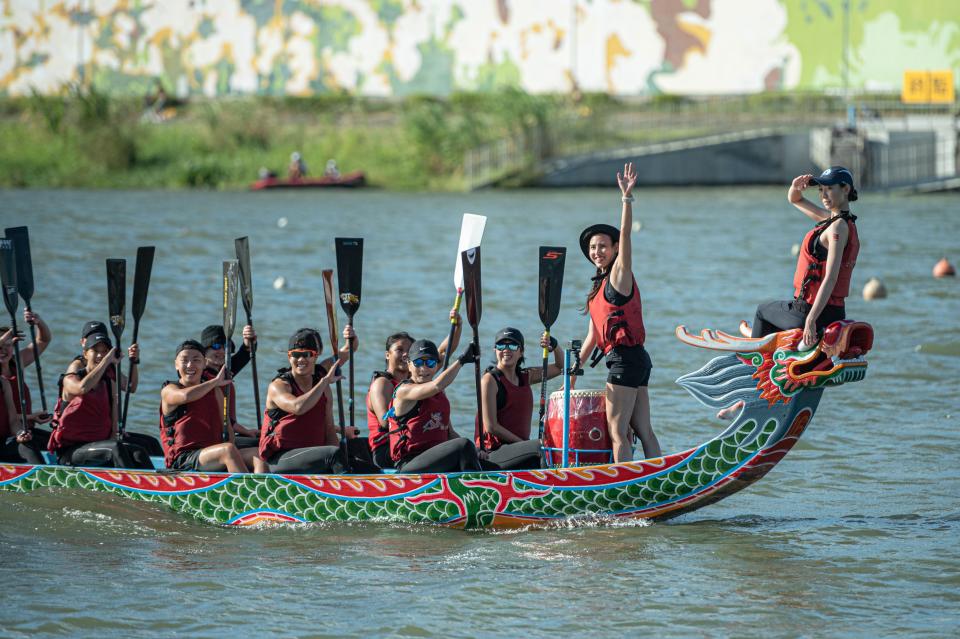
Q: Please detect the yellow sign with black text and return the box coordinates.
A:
[902,70,955,104]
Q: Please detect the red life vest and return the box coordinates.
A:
[366,371,400,452]
[202,367,237,425]
[793,215,859,306]
[1,371,32,440]
[159,381,223,467]
[48,366,114,451]
[388,384,450,463]
[475,368,533,451]
[259,368,330,460]
[587,275,646,353]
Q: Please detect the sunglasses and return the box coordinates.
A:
[495,342,520,351]
[209,343,234,352]
[411,357,438,368]
[288,349,318,359]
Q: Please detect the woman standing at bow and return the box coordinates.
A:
[577,162,661,463]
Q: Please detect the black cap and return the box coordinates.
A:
[407,339,440,361]
[811,166,854,188]
[200,325,235,352]
[288,328,322,352]
[175,339,205,356]
[82,321,107,339]
[579,223,619,261]
[84,331,112,350]
[494,327,524,349]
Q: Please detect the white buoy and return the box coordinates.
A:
[277,216,288,229]
[933,257,955,278]
[631,221,642,233]
[862,277,887,300]
[273,276,286,290]
[791,243,801,257]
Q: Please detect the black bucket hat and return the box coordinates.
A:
[200,325,235,352]
[579,224,619,261]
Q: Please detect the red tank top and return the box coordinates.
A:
[793,217,860,306]
[366,371,400,452]
[476,369,533,451]
[388,386,450,463]
[0,371,32,440]
[587,275,646,353]
[258,370,330,460]
[48,367,114,451]
[159,382,224,467]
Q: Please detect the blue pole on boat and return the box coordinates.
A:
[561,346,571,467]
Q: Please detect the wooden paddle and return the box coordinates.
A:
[335,237,363,433]
[234,236,261,421]
[106,259,126,440]
[537,246,566,444]
[461,246,484,451]
[442,214,486,370]
[4,227,47,414]
[0,239,31,436]
[321,268,349,471]
[120,246,154,433]
[222,260,240,442]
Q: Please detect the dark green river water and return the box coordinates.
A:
[1,187,958,637]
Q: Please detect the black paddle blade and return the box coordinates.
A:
[538,246,566,329]
[131,246,155,321]
[234,236,253,317]
[461,247,482,327]
[4,227,33,303]
[106,259,126,341]
[334,238,363,318]
[0,239,18,317]
[222,260,239,340]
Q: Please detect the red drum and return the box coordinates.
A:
[544,389,612,466]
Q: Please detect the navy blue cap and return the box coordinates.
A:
[811,166,854,188]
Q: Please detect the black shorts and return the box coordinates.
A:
[605,344,652,388]
[171,449,204,471]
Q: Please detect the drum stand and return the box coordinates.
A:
[560,340,584,468]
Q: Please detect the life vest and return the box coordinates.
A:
[202,367,237,425]
[0,370,32,440]
[159,381,223,468]
[475,368,533,451]
[793,214,859,307]
[259,366,330,460]
[48,366,114,451]
[587,275,646,353]
[366,370,400,452]
[387,383,450,463]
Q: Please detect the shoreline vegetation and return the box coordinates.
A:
[0,86,907,191]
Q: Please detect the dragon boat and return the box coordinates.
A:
[0,320,872,529]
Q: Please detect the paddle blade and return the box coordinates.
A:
[461,247,482,327]
[334,238,363,318]
[321,268,339,351]
[234,236,253,317]
[4,227,33,303]
[0,239,18,317]
[453,213,486,289]
[131,246,155,321]
[222,260,239,340]
[106,259,126,340]
[538,246,566,329]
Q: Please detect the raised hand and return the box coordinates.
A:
[242,324,257,347]
[617,162,638,197]
[791,174,813,191]
[215,364,232,387]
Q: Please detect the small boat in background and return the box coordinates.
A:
[250,171,366,190]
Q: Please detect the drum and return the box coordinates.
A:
[543,389,612,466]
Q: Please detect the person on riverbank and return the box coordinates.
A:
[577,162,661,462]
[258,328,351,474]
[476,327,562,470]
[200,324,259,447]
[387,339,482,473]
[47,326,151,468]
[160,340,267,472]
[366,310,462,469]
[0,321,53,464]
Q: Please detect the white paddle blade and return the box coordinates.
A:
[453,213,487,288]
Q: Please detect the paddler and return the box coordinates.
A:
[387,339,482,473]
[366,308,462,470]
[47,325,151,468]
[0,321,53,463]
[577,162,662,462]
[258,328,352,473]
[160,340,267,472]
[476,327,562,470]
[199,323,259,447]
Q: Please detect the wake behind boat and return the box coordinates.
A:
[0,320,873,529]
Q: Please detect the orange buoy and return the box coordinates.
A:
[933,257,955,278]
